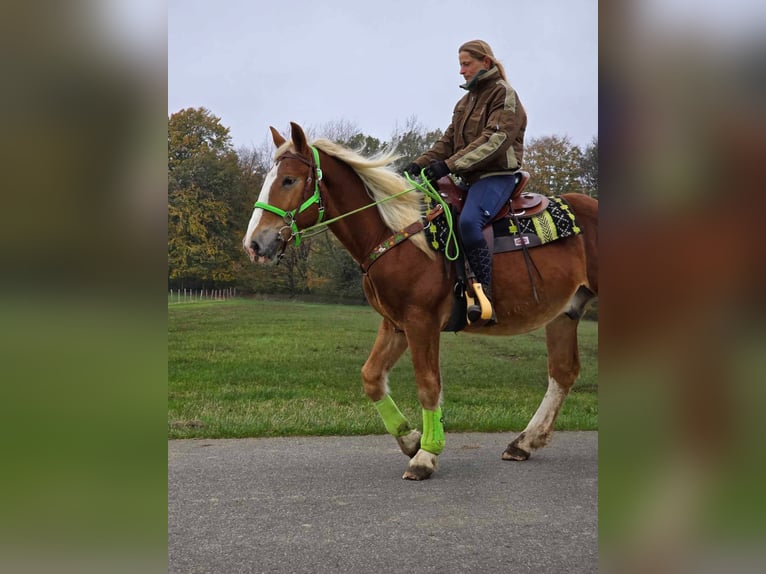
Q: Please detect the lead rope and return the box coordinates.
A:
[404,172,460,261]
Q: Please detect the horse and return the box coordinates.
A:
[243,122,598,480]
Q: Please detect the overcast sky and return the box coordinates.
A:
[169,0,598,150]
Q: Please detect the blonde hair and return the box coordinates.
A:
[459,39,507,81]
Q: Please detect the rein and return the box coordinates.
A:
[252,148,458,261]
[300,184,419,239]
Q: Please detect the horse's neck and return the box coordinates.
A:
[322,170,389,264]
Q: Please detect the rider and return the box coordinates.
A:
[404,39,527,324]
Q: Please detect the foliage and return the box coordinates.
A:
[168,185,234,282]
[308,234,366,301]
[523,135,586,196]
[168,108,242,287]
[580,137,599,198]
[389,115,444,172]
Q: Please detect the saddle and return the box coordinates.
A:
[435,171,549,222]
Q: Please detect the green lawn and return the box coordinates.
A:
[168,299,597,438]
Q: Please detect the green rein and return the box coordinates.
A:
[252,145,458,258]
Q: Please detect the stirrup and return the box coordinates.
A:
[467,282,495,325]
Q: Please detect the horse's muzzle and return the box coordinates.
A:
[245,228,282,264]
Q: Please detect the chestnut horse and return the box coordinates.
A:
[243,122,598,480]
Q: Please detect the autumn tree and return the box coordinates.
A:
[390,116,444,172]
[580,137,598,198]
[168,107,241,287]
[523,135,585,196]
[168,185,233,283]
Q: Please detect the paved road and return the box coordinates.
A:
[169,432,597,574]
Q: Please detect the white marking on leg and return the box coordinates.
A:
[242,165,278,258]
[403,448,437,480]
[518,376,568,451]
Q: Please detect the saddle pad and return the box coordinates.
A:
[426,196,581,254]
[492,196,582,253]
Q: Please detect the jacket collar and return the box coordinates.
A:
[460,66,499,91]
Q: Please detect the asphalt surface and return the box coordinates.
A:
[169,432,597,574]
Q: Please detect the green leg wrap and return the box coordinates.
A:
[374,394,411,438]
[421,407,445,455]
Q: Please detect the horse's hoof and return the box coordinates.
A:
[402,469,430,480]
[402,449,437,480]
[502,443,531,461]
[396,430,422,458]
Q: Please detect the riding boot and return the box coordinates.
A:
[465,243,497,325]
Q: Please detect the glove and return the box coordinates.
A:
[402,162,421,178]
[423,160,450,185]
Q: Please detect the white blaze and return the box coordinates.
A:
[242,165,278,258]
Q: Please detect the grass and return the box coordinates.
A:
[168,299,597,438]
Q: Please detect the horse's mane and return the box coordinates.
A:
[276,139,433,258]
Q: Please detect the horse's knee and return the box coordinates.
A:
[361,365,386,401]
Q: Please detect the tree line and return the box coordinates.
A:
[168,107,597,300]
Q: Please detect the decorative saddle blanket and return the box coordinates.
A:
[426,195,581,255]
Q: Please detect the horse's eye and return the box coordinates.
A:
[282,176,298,187]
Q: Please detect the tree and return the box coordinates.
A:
[168,108,241,287]
[523,135,585,196]
[168,185,234,284]
[389,116,444,172]
[580,137,598,198]
[168,108,238,198]
[308,234,366,301]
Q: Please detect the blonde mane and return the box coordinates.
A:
[277,138,433,257]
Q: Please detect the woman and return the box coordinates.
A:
[404,39,527,325]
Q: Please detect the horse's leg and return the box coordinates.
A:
[504,314,580,460]
[362,319,421,457]
[401,320,444,480]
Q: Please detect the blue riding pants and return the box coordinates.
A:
[458,174,518,248]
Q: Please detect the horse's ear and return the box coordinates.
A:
[290,122,311,156]
[269,126,286,147]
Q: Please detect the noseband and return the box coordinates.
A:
[253,146,325,247]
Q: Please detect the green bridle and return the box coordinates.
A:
[253,145,325,247]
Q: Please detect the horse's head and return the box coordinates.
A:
[243,122,323,263]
